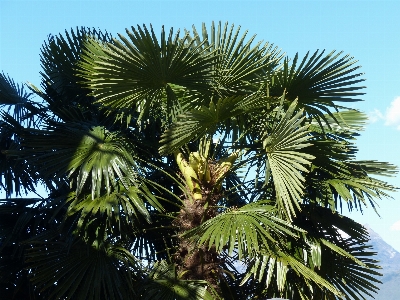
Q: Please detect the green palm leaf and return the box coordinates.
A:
[304,141,397,212]
[0,113,39,197]
[78,25,216,123]
[36,27,112,122]
[66,185,152,243]
[189,21,283,95]
[22,122,137,198]
[262,99,315,218]
[26,240,139,299]
[0,72,37,125]
[241,208,382,299]
[296,206,381,299]
[242,251,343,299]
[182,201,302,259]
[159,96,246,154]
[271,50,365,124]
[138,260,218,300]
[67,125,137,198]
[326,174,395,213]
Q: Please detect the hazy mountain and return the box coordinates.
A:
[364,224,400,300]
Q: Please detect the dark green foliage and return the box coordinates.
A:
[0,22,397,299]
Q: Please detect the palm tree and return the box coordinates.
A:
[0,22,397,299]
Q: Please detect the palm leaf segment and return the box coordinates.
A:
[182,201,302,259]
[182,202,347,297]
[21,122,162,243]
[304,110,397,212]
[138,260,218,300]
[26,239,139,300]
[78,24,216,123]
[189,21,282,95]
[0,72,37,125]
[262,99,315,219]
[234,207,382,299]
[35,27,112,122]
[271,50,366,124]
[66,187,153,243]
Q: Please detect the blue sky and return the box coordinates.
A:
[1,0,400,250]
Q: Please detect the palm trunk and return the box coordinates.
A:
[173,188,221,291]
[172,151,233,294]
[172,151,237,294]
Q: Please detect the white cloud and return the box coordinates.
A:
[390,220,400,231]
[384,96,400,130]
[367,109,384,123]
[367,96,400,130]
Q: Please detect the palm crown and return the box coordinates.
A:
[0,22,397,299]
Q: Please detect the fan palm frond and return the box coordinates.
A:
[271,50,365,124]
[137,260,218,300]
[189,21,283,96]
[78,24,216,124]
[303,136,397,212]
[182,201,302,259]
[20,122,136,196]
[239,206,382,300]
[0,72,38,125]
[26,239,139,300]
[37,27,112,122]
[295,206,382,299]
[66,185,154,244]
[261,99,315,219]
[0,113,40,197]
[159,96,247,154]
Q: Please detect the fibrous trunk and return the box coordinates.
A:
[172,151,237,293]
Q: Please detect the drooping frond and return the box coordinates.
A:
[137,260,218,300]
[296,206,382,299]
[0,113,39,197]
[303,110,398,212]
[238,206,382,300]
[66,186,154,244]
[21,122,135,195]
[182,201,302,259]
[0,72,38,125]
[26,240,139,299]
